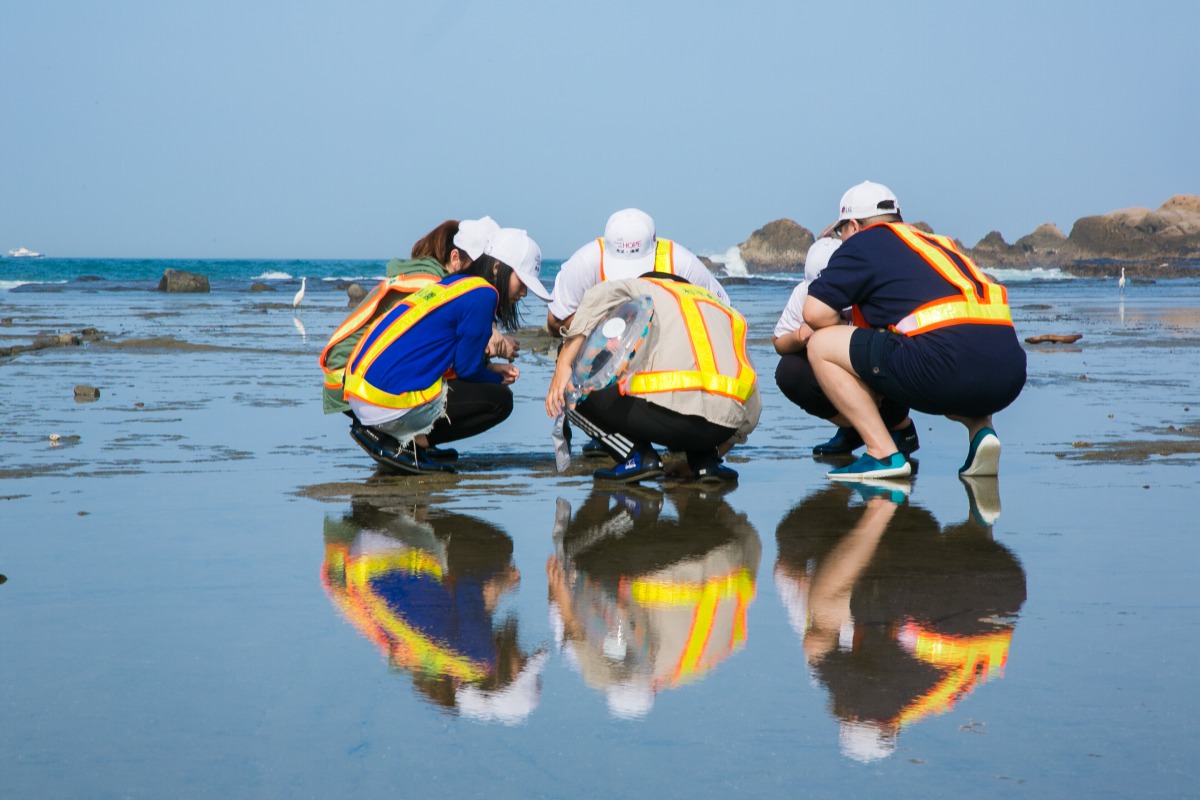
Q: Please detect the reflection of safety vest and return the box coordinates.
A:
[622,277,757,402]
[319,272,443,392]
[343,276,491,409]
[626,567,756,688]
[322,543,489,682]
[894,620,1013,728]
[875,223,1013,336]
[597,238,677,281]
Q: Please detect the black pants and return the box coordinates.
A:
[775,350,910,429]
[426,379,514,445]
[573,384,736,464]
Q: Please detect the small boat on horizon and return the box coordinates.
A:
[7,247,44,258]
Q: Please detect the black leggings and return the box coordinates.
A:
[426,379,514,445]
[575,385,736,459]
[775,350,910,429]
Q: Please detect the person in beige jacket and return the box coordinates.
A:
[545,274,761,483]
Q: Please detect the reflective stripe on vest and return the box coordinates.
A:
[326,546,489,682]
[894,621,1013,729]
[343,277,491,409]
[319,272,442,390]
[623,278,756,402]
[597,238,676,281]
[880,223,1013,336]
[627,568,755,687]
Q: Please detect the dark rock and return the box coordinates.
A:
[74,385,101,401]
[738,219,814,273]
[346,282,368,307]
[249,282,275,292]
[158,269,210,293]
[698,256,722,274]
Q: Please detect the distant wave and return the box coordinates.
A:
[989,267,1076,282]
[0,279,67,292]
[253,271,293,280]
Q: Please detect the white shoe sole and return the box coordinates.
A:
[828,460,912,480]
[960,433,1001,477]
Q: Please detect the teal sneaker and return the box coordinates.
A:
[828,452,911,480]
[959,428,1001,477]
[847,479,911,504]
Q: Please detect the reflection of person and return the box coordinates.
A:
[322,500,546,724]
[775,236,919,458]
[546,208,729,338]
[545,274,761,483]
[342,229,551,474]
[802,181,1026,479]
[774,483,1026,761]
[546,488,761,718]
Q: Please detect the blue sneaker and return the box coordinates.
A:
[593,450,663,484]
[828,452,911,480]
[847,479,910,504]
[694,460,739,484]
[812,427,863,455]
[959,427,1001,477]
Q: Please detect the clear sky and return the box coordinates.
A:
[3,0,1197,260]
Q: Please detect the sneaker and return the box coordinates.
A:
[813,423,920,456]
[349,426,455,475]
[593,449,663,484]
[581,438,610,458]
[828,452,912,480]
[692,458,739,484]
[812,427,863,455]
[421,443,459,462]
[959,427,1001,477]
[890,421,920,456]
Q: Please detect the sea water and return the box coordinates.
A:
[2,259,1199,798]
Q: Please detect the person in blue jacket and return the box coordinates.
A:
[343,228,551,474]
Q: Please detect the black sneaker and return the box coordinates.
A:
[695,461,739,484]
[812,427,864,455]
[891,421,921,456]
[581,438,610,458]
[421,443,459,462]
[349,426,455,475]
[593,449,663,484]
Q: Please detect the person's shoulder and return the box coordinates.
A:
[561,238,602,269]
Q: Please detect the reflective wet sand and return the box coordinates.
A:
[2,277,1198,796]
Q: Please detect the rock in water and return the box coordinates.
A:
[158,269,210,293]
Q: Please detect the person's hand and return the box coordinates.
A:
[488,362,519,385]
[487,330,520,361]
[545,371,573,417]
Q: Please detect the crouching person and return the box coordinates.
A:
[545,274,761,484]
[343,228,551,474]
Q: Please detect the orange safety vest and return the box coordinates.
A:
[319,271,442,392]
[876,223,1013,336]
[343,276,490,410]
[626,567,756,688]
[621,277,757,402]
[597,237,677,281]
[893,620,1014,728]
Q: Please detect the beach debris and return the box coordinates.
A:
[74,384,101,401]
[49,433,61,445]
[1,317,13,325]
[1024,333,1083,344]
[157,268,210,293]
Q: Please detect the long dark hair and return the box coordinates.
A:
[462,255,521,332]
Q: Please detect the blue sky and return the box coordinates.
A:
[3,0,1197,259]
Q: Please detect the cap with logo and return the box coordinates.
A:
[603,208,658,273]
[485,228,551,301]
[831,181,901,230]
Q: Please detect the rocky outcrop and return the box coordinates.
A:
[966,196,1200,270]
[737,219,814,273]
[158,269,210,293]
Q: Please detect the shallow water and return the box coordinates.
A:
[1,275,1198,798]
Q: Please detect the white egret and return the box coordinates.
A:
[1118,268,1126,290]
[293,277,307,309]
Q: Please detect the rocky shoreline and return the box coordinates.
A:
[723,194,1200,277]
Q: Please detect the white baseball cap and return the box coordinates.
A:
[453,216,500,261]
[485,227,551,301]
[804,236,842,284]
[603,208,657,272]
[834,180,900,225]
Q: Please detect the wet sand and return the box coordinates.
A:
[2,279,1199,797]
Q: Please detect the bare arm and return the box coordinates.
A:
[773,323,815,355]
[546,310,574,338]
[545,335,585,417]
[803,295,843,330]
